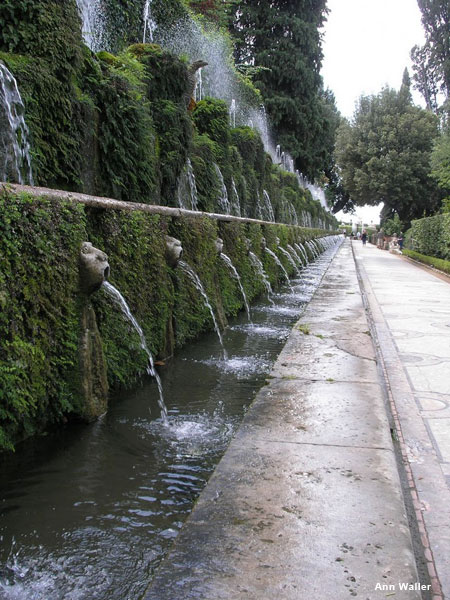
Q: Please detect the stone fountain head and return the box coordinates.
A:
[165,235,183,268]
[79,242,109,295]
[215,238,224,255]
[244,238,252,255]
[261,237,267,252]
[275,237,281,246]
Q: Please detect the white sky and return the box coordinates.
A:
[321,0,425,119]
[321,0,426,224]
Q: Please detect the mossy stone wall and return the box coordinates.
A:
[0,0,337,230]
[0,188,331,451]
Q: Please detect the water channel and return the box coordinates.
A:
[0,240,341,600]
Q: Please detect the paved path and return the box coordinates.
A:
[353,240,450,599]
[144,240,428,600]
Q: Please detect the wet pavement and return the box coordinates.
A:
[144,239,446,600]
[353,240,450,599]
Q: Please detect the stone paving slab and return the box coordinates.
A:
[353,241,450,598]
[144,241,421,600]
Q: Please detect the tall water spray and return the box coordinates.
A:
[143,0,157,43]
[0,63,33,185]
[155,17,276,157]
[194,67,203,102]
[262,190,275,222]
[214,164,231,214]
[230,179,241,217]
[229,99,236,128]
[102,281,168,423]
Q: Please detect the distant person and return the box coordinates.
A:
[398,232,404,250]
[361,230,367,245]
[377,228,384,249]
[356,231,361,240]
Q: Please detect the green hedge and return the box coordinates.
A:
[402,249,450,276]
[406,213,450,260]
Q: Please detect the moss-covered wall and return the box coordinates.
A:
[0,1,337,230]
[0,187,332,451]
[0,0,338,451]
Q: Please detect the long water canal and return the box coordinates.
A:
[0,240,341,599]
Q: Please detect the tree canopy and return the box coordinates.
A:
[335,78,442,225]
[227,0,339,180]
[431,130,450,206]
[411,0,450,115]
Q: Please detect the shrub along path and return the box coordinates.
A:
[144,239,439,600]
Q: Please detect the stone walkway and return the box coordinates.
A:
[353,240,450,599]
[144,239,437,600]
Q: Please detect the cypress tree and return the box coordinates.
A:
[228,0,335,179]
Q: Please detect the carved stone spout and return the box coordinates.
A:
[78,241,109,420]
[215,238,224,255]
[79,242,109,295]
[261,237,267,252]
[165,236,183,268]
[244,238,252,255]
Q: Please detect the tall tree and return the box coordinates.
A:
[411,0,450,114]
[335,82,442,226]
[227,0,334,179]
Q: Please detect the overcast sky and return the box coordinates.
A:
[321,0,425,225]
[321,0,425,118]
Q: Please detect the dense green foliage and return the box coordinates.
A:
[402,249,450,276]
[0,188,333,451]
[405,213,450,260]
[382,214,405,237]
[0,192,86,450]
[335,81,442,226]
[410,0,449,115]
[0,0,335,226]
[430,131,450,208]
[227,0,339,180]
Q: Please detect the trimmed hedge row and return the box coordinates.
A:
[402,249,450,276]
[406,213,450,260]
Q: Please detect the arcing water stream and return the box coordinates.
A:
[220,253,251,322]
[102,281,168,423]
[0,238,342,600]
